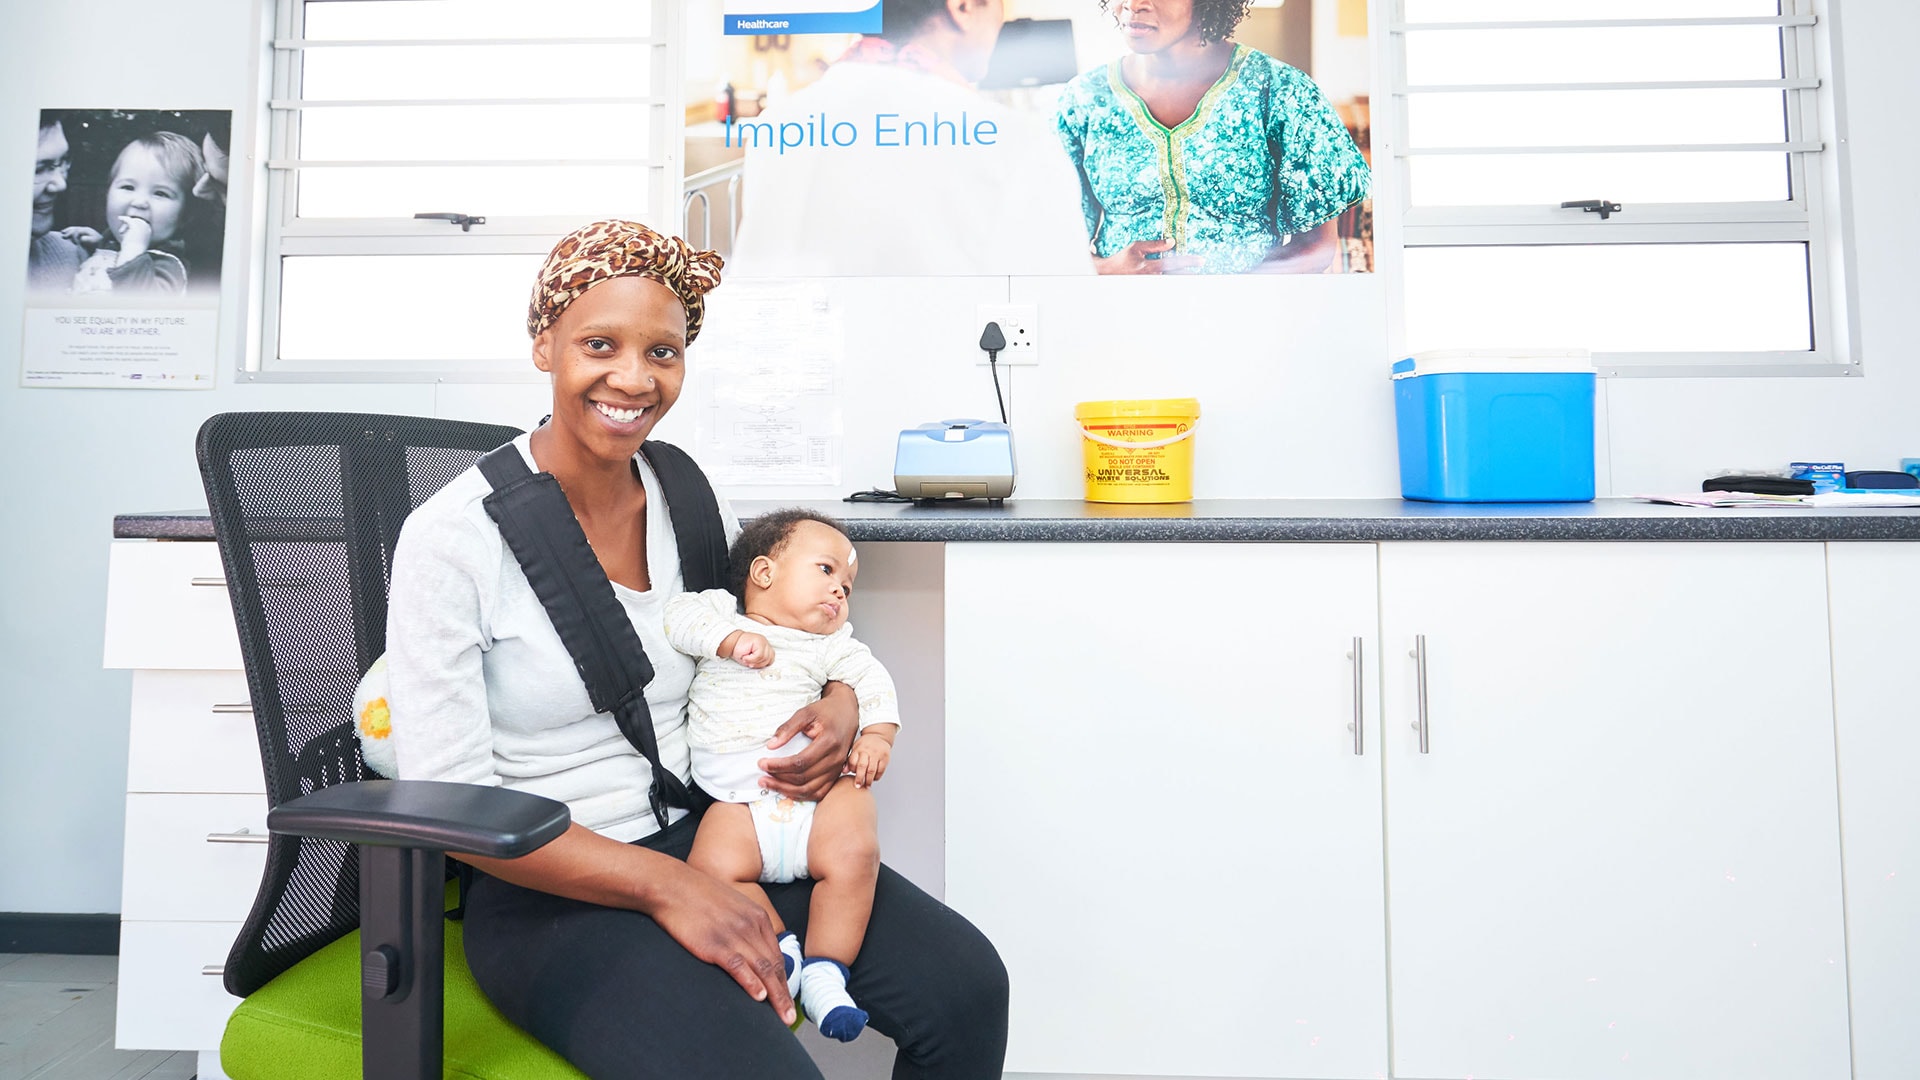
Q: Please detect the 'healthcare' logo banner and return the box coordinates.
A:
[723,0,882,36]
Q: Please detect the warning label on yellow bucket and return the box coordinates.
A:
[1074,399,1201,503]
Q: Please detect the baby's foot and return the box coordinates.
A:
[798,958,867,1042]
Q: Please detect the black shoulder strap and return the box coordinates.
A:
[640,439,730,594]
[476,443,695,829]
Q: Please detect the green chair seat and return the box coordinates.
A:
[220,901,584,1080]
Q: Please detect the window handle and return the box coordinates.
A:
[414,212,486,232]
[1561,199,1622,220]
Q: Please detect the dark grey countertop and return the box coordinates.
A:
[115,498,1920,543]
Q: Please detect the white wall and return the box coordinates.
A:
[3,0,1916,914]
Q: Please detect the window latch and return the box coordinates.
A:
[414,212,487,232]
[1561,199,1623,221]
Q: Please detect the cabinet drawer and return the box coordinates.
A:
[128,670,264,794]
[121,793,269,922]
[104,541,242,670]
[115,920,242,1052]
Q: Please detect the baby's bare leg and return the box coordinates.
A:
[797,777,881,1041]
[804,776,881,964]
[688,802,781,931]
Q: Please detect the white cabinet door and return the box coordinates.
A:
[1379,542,1851,1080]
[120,793,270,923]
[115,920,243,1051]
[1826,542,1920,1080]
[947,543,1387,1079]
[103,541,242,670]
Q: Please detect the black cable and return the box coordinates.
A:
[987,355,1008,424]
[844,489,915,503]
[979,321,1009,425]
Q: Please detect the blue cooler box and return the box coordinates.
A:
[1392,349,1596,503]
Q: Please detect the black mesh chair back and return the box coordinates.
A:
[196,412,522,997]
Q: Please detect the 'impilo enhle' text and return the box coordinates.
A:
[726,112,1001,154]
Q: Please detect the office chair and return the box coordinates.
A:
[196,412,581,1080]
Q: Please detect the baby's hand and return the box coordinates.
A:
[117,216,152,258]
[59,226,103,251]
[847,733,891,788]
[731,631,774,669]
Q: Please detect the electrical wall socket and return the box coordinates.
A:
[975,304,1040,366]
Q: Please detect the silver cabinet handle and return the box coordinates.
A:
[1410,634,1430,754]
[202,965,225,976]
[1347,637,1364,756]
[210,703,253,715]
[206,828,269,845]
[190,576,227,587]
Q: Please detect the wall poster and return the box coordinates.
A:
[685,0,1374,278]
[22,108,232,388]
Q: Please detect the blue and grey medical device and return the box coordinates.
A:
[892,419,1016,503]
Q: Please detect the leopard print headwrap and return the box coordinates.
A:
[526,219,725,342]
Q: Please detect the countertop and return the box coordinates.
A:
[114,499,1920,543]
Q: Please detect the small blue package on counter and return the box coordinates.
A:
[1790,462,1845,493]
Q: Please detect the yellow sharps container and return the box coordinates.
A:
[1074,398,1201,503]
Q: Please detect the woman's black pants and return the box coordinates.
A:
[461,809,1010,1079]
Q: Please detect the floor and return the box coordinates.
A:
[0,953,196,1080]
[0,950,893,1080]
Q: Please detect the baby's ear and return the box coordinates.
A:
[750,554,776,588]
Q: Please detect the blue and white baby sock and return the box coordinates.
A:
[778,932,803,999]
[798,957,868,1042]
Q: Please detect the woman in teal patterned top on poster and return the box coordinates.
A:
[1056,0,1371,274]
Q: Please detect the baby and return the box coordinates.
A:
[71,132,202,294]
[664,508,900,1042]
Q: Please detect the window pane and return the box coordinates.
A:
[299,105,653,162]
[1404,0,1780,21]
[301,44,653,100]
[302,0,652,40]
[1403,244,1811,353]
[295,165,655,218]
[1405,26,1784,85]
[1409,151,1789,205]
[279,255,543,364]
[1407,89,1786,147]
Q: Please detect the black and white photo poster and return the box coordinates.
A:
[22,108,231,388]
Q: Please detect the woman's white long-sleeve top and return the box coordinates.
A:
[384,433,740,843]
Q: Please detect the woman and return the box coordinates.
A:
[1056,0,1371,274]
[384,220,1008,1078]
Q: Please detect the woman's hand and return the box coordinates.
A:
[457,823,796,1024]
[759,681,858,801]
[644,858,798,1026]
[1094,238,1203,275]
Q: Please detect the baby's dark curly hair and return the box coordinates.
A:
[1098,0,1254,46]
[727,507,850,601]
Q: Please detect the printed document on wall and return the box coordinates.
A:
[21,107,233,389]
[694,281,842,486]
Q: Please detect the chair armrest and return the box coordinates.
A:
[268,780,570,859]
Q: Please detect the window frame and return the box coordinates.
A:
[247,0,684,382]
[1378,0,1860,377]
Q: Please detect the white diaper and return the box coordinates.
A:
[749,795,816,884]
